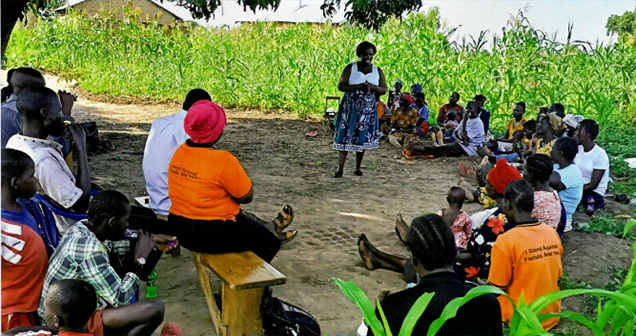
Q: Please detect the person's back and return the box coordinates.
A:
[489,223,563,330]
[143,89,211,216]
[371,214,502,336]
[489,180,563,331]
[376,272,502,335]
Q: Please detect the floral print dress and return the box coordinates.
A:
[454,208,516,283]
[391,107,420,145]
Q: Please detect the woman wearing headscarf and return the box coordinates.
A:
[455,159,523,283]
[167,100,294,262]
[333,41,387,177]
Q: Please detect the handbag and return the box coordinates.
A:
[261,287,321,336]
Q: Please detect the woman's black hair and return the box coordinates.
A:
[554,137,578,162]
[579,119,599,140]
[504,180,535,213]
[414,92,425,100]
[525,154,553,182]
[522,119,537,131]
[466,100,479,110]
[356,41,376,57]
[406,214,457,271]
[516,101,526,111]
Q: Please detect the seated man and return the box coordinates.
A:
[6,86,90,234]
[367,214,502,335]
[2,67,75,154]
[1,150,48,332]
[474,94,490,136]
[38,190,175,336]
[496,102,526,152]
[489,180,563,331]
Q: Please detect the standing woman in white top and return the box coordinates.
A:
[333,41,387,177]
[573,119,610,213]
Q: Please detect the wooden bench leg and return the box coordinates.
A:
[192,253,224,336]
[221,284,265,336]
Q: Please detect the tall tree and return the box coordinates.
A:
[606,8,636,41]
[1,0,422,62]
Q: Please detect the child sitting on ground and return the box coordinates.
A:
[431,112,458,146]
[436,186,473,250]
[1,149,48,332]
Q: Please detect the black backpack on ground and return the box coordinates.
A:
[261,287,321,336]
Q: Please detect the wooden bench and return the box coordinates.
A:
[192,251,286,336]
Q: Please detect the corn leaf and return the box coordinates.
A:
[427,286,509,336]
[376,298,393,336]
[536,311,602,335]
[397,292,434,336]
[333,278,385,336]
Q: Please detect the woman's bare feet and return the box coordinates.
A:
[358,234,379,270]
[395,213,409,245]
[403,143,412,157]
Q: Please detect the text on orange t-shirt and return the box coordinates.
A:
[168,144,253,221]
[488,222,563,331]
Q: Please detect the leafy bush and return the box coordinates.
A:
[576,212,636,238]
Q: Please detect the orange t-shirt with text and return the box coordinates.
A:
[488,222,563,331]
[168,144,253,221]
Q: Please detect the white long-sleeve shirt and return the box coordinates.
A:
[142,110,189,215]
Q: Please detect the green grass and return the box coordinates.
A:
[575,211,635,238]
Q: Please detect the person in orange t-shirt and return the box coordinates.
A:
[168,100,288,262]
[488,180,563,331]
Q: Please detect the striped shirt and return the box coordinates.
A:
[37,221,138,320]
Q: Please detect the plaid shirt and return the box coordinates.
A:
[37,220,139,320]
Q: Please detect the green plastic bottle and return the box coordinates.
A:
[146,269,157,299]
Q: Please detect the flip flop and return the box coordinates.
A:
[281,230,298,245]
[305,131,318,137]
[459,161,468,176]
[273,205,294,234]
[401,150,413,159]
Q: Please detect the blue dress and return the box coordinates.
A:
[332,63,381,152]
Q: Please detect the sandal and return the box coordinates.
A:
[273,205,294,234]
[354,170,363,176]
[401,150,413,159]
[280,230,298,245]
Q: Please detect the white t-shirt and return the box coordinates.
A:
[6,134,83,234]
[573,144,610,196]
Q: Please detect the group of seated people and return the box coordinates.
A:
[1,68,298,335]
[354,85,613,334]
[1,67,612,335]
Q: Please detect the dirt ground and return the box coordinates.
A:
[6,74,635,335]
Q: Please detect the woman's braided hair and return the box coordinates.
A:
[406,214,457,271]
[525,154,553,182]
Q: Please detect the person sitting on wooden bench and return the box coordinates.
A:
[37,190,177,336]
[143,89,296,243]
[168,100,295,261]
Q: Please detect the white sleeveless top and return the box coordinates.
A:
[348,62,379,86]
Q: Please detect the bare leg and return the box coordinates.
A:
[102,298,165,336]
[336,151,347,177]
[358,234,407,273]
[355,150,365,172]
[459,178,477,202]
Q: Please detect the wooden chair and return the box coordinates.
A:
[192,251,286,336]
